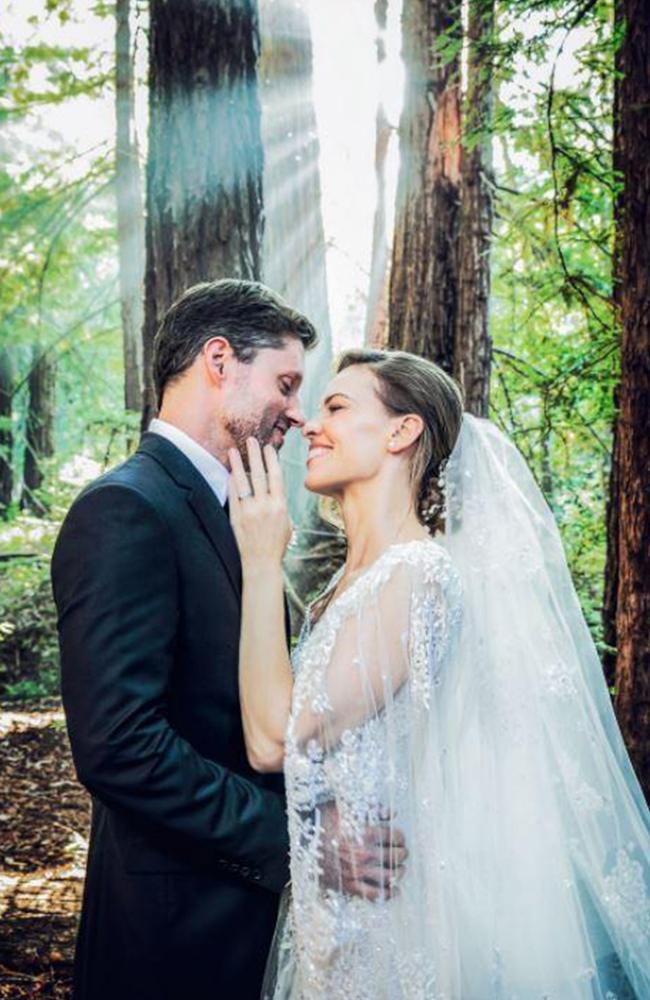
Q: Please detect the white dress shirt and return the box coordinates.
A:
[148,418,230,507]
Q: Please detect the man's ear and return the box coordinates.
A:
[202,337,234,387]
[388,414,424,454]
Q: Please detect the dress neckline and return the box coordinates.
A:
[306,536,438,633]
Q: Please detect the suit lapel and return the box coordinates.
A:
[137,432,241,601]
[186,484,242,599]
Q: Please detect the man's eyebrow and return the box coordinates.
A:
[322,392,352,406]
[281,371,303,386]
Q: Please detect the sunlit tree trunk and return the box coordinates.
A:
[21,346,55,514]
[454,0,494,416]
[611,0,650,798]
[0,347,13,514]
[388,0,462,370]
[259,0,340,625]
[259,0,332,503]
[116,0,144,421]
[602,0,625,691]
[365,0,391,348]
[142,0,264,427]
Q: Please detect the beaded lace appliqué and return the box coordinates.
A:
[282,539,462,1000]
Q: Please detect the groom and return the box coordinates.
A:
[52,280,404,1000]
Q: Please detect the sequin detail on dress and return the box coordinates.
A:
[281,539,462,1000]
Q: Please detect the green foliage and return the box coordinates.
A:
[489,0,616,643]
[0,511,61,700]
[0,558,59,699]
[0,1,131,696]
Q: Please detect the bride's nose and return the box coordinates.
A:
[302,416,322,440]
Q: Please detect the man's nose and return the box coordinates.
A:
[286,397,306,428]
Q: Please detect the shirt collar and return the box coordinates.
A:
[148,418,230,507]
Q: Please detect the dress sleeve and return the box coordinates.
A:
[292,544,461,749]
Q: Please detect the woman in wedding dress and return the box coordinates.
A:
[228,348,650,1000]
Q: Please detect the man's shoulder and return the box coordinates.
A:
[65,449,183,529]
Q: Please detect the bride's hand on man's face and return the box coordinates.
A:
[228,437,293,569]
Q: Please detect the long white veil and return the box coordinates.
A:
[438,414,650,998]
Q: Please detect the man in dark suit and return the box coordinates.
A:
[51,281,309,1000]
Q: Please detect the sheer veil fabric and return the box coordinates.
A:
[263,414,650,1000]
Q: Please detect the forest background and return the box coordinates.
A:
[0,0,648,796]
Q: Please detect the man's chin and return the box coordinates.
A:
[269,428,286,450]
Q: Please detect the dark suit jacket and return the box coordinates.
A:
[51,432,290,1000]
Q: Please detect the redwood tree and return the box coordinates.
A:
[388,0,462,370]
[116,0,144,417]
[259,0,332,467]
[21,345,55,513]
[259,0,340,621]
[365,0,391,348]
[454,0,494,416]
[142,0,264,426]
[610,0,650,798]
[0,347,13,514]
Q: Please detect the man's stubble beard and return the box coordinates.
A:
[224,403,285,457]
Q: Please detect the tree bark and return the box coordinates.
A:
[142,0,264,427]
[365,0,391,348]
[612,0,650,799]
[0,347,13,514]
[116,0,144,418]
[21,346,55,514]
[454,0,494,416]
[259,0,332,511]
[259,0,340,627]
[388,0,462,371]
[602,0,626,690]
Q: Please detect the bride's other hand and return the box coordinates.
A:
[228,437,293,569]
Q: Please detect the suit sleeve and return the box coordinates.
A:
[51,482,289,893]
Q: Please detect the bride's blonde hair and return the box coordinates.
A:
[336,349,464,535]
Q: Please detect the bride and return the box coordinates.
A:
[227,348,650,1000]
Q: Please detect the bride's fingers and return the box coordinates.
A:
[264,444,285,500]
[357,865,394,889]
[364,823,407,853]
[227,476,240,522]
[228,447,251,499]
[246,437,268,495]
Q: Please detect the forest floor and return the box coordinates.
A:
[0,700,88,1000]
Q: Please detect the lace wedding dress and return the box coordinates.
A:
[263,416,650,1000]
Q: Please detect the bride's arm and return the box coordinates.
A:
[291,546,457,750]
[228,439,293,773]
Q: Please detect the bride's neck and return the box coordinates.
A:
[339,479,426,572]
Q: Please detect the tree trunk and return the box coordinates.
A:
[142,0,264,427]
[21,346,56,514]
[602,388,620,688]
[116,0,144,419]
[365,0,391,348]
[0,347,13,514]
[259,0,340,628]
[602,0,626,690]
[388,0,462,370]
[612,0,650,799]
[454,0,494,416]
[259,0,332,514]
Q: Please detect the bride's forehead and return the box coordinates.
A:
[324,366,376,399]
